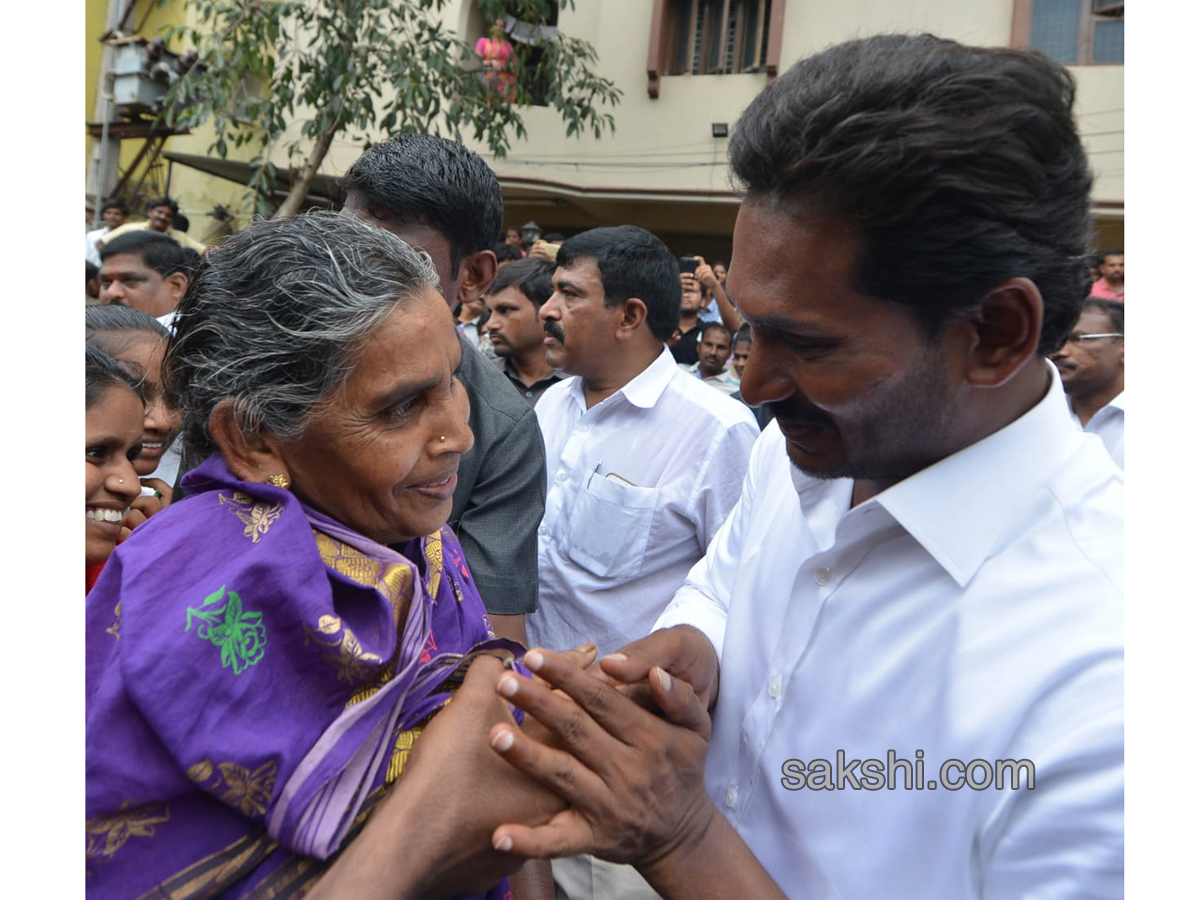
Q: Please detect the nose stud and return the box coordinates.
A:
[439,435,446,443]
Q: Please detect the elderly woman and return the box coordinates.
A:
[85,213,563,899]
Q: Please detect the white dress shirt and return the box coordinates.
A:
[678,361,740,396]
[85,226,109,267]
[655,364,1124,899]
[1071,390,1125,470]
[530,347,759,656]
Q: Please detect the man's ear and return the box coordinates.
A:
[165,272,189,307]
[614,297,649,340]
[208,400,291,485]
[455,249,499,308]
[960,277,1043,389]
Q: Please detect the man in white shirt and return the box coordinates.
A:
[679,322,739,396]
[484,35,1123,900]
[1051,299,1124,469]
[85,198,129,266]
[98,230,192,329]
[528,224,758,900]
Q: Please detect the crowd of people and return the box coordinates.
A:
[85,33,1124,900]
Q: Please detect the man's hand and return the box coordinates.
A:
[601,625,721,711]
[693,256,720,295]
[487,647,716,870]
[530,240,560,261]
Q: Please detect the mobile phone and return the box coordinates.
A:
[680,256,699,275]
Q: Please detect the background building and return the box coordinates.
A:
[85,0,1123,256]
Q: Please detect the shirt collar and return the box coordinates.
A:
[1105,390,1125,412]
[617,347,681,410]
[866,361,1084,587]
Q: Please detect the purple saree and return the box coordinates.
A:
[86,455,523,899]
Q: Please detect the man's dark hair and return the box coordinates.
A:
[493,242,524,264]
[701,322,733,343]
[729,33,1094,356]
[174,212,191,233]
[1099,249,1124,262]
[485,255,555,309]
[1080,298,1124,335]
[100,230,191,278]
[101,198,129,216]
[147,197,179,216]
[340,134,503,276]
[556,225,681,343]
[543,232,566,243]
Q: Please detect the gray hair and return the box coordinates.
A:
[163,210,439,460]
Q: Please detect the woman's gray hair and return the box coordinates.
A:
[163,210,440,460]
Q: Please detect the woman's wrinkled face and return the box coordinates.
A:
[86,386,143,566]
[275,289,475,545]
[113,333,182,476]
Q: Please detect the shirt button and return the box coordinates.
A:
[577,424,590,433]
[556,472,568,483]
[538,526,548,536]
[815,566,832,585]
[525,391,533,397]
[768,676,782,698]
[724,785,738,808]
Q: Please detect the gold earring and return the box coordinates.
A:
[266,474,290,489]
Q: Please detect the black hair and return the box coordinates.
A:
[86,304,172,342]
[99,230,192,278]
[86,261,99,283]
[493,242,525,263]
[147,197,179,216]
[173,212,191,233]
[86,342,144,410]
[1099,249,1124,261]
[485,255,556,309]
[543,232,566,243]
[1080,298,1124,334]
[556,225,681,342]
[729,33,1094,356]
[700,322,733,343]
[101,198,129,215]
[340,134,503,276]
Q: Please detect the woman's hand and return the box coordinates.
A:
[306,655,570,900]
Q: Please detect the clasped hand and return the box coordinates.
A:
[486,626,721,873]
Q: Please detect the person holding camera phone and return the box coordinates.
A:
[671,255,742,365]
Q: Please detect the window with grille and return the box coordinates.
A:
[665,0,772,75]
[1014,0,1123,65]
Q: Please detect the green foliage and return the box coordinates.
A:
[156,0,621,216]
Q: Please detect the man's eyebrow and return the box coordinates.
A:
[741,313,838,337]
[554,276,581,293]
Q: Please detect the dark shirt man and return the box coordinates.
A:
[668,272,712,365]
[482,256,563,407]
[341,135,546,645]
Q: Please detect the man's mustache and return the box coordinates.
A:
[544,321,566,342]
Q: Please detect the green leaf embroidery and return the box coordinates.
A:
[185,586,267,675]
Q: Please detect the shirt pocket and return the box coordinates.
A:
[562,474,659,582]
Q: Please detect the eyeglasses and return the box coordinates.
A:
[1064,332,1123,345]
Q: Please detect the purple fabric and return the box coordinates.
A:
[86,454,523,899]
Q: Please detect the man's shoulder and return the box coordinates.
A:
[664,366,759,430]
[455,336,537,432]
